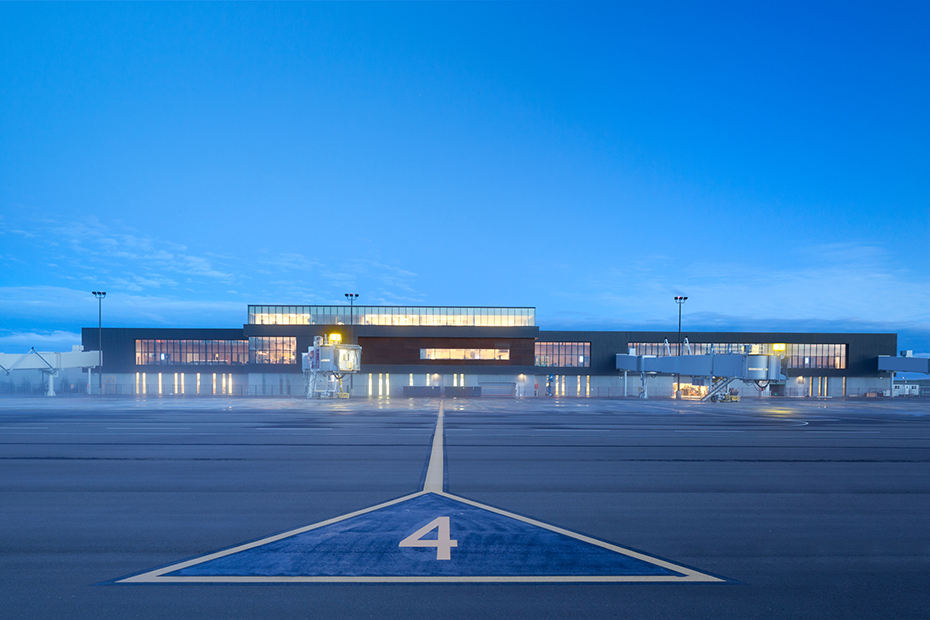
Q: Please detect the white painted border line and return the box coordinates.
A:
[120,574,717,583]
[118,402,724,585]
[117,491,427,584]
[121,403,450,584]
[436,492,723,583]
[422,401,444,492]
[118,490,723,584]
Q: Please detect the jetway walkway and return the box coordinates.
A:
[0,346,101,396]
[878,356,930,374]
[616,351,783,399]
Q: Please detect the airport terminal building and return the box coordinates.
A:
[82,305,897,398]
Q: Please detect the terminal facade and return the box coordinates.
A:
[82,304,897,398]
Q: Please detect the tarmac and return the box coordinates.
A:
[1,396,927,619]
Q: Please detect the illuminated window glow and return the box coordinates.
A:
[135,340,248,366]
[248,337,297,365]
[420,348,510,361]
[629,342,847,370]
[535,342,590,368]
[248,305,535,327]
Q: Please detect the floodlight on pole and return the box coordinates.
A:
[345,293,358,327]
[92,291,106,395]
[674,296,687,399]
[344,293,359,395]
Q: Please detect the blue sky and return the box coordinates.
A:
[1,2,928,354]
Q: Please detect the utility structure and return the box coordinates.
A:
[92,291,106,394]
[303,334,362,398]
[674,295,687,399]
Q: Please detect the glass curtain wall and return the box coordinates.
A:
[248,305,535,327]
[248,337,297,365]
[135,340,249,366]
[534,342,591,368]
[420,348,510,361]
[628,342,847,370]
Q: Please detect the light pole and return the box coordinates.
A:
[92,291,106,395]
[674,295,687,399]
[344,293,358,328]
[344,293,358,393]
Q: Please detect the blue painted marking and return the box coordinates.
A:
[169,493,679,578]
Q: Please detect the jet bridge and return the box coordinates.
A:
[0,346,101,396]
[616,350,783,400]
[877,355,930,374]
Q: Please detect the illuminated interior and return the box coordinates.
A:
[135,339,248,366]
[535,342,590,367]
[248,305,535,327]
[673,382,709,398]
[420,348,510,361]
[248,337,297,365]
[629,342,847,370]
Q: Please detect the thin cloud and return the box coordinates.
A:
[6,213,235,287]
[252,250,420,303]
[0,286,244,329]
[0,330,83,352]
[5,212,420,307]
[257,252,326,272]
[581,242,929,327]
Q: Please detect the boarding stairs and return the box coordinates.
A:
[702,376,737,402]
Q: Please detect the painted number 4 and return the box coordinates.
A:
[399,516,458,560]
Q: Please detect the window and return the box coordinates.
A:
[135,340,249,366]
[785,343,846,370]
[248,305,535,327]
[248,337,297,365]
[628,342,846,370]
[535,342,591,368]
[420,348,510,361]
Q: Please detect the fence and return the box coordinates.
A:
[0,381,89,395]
